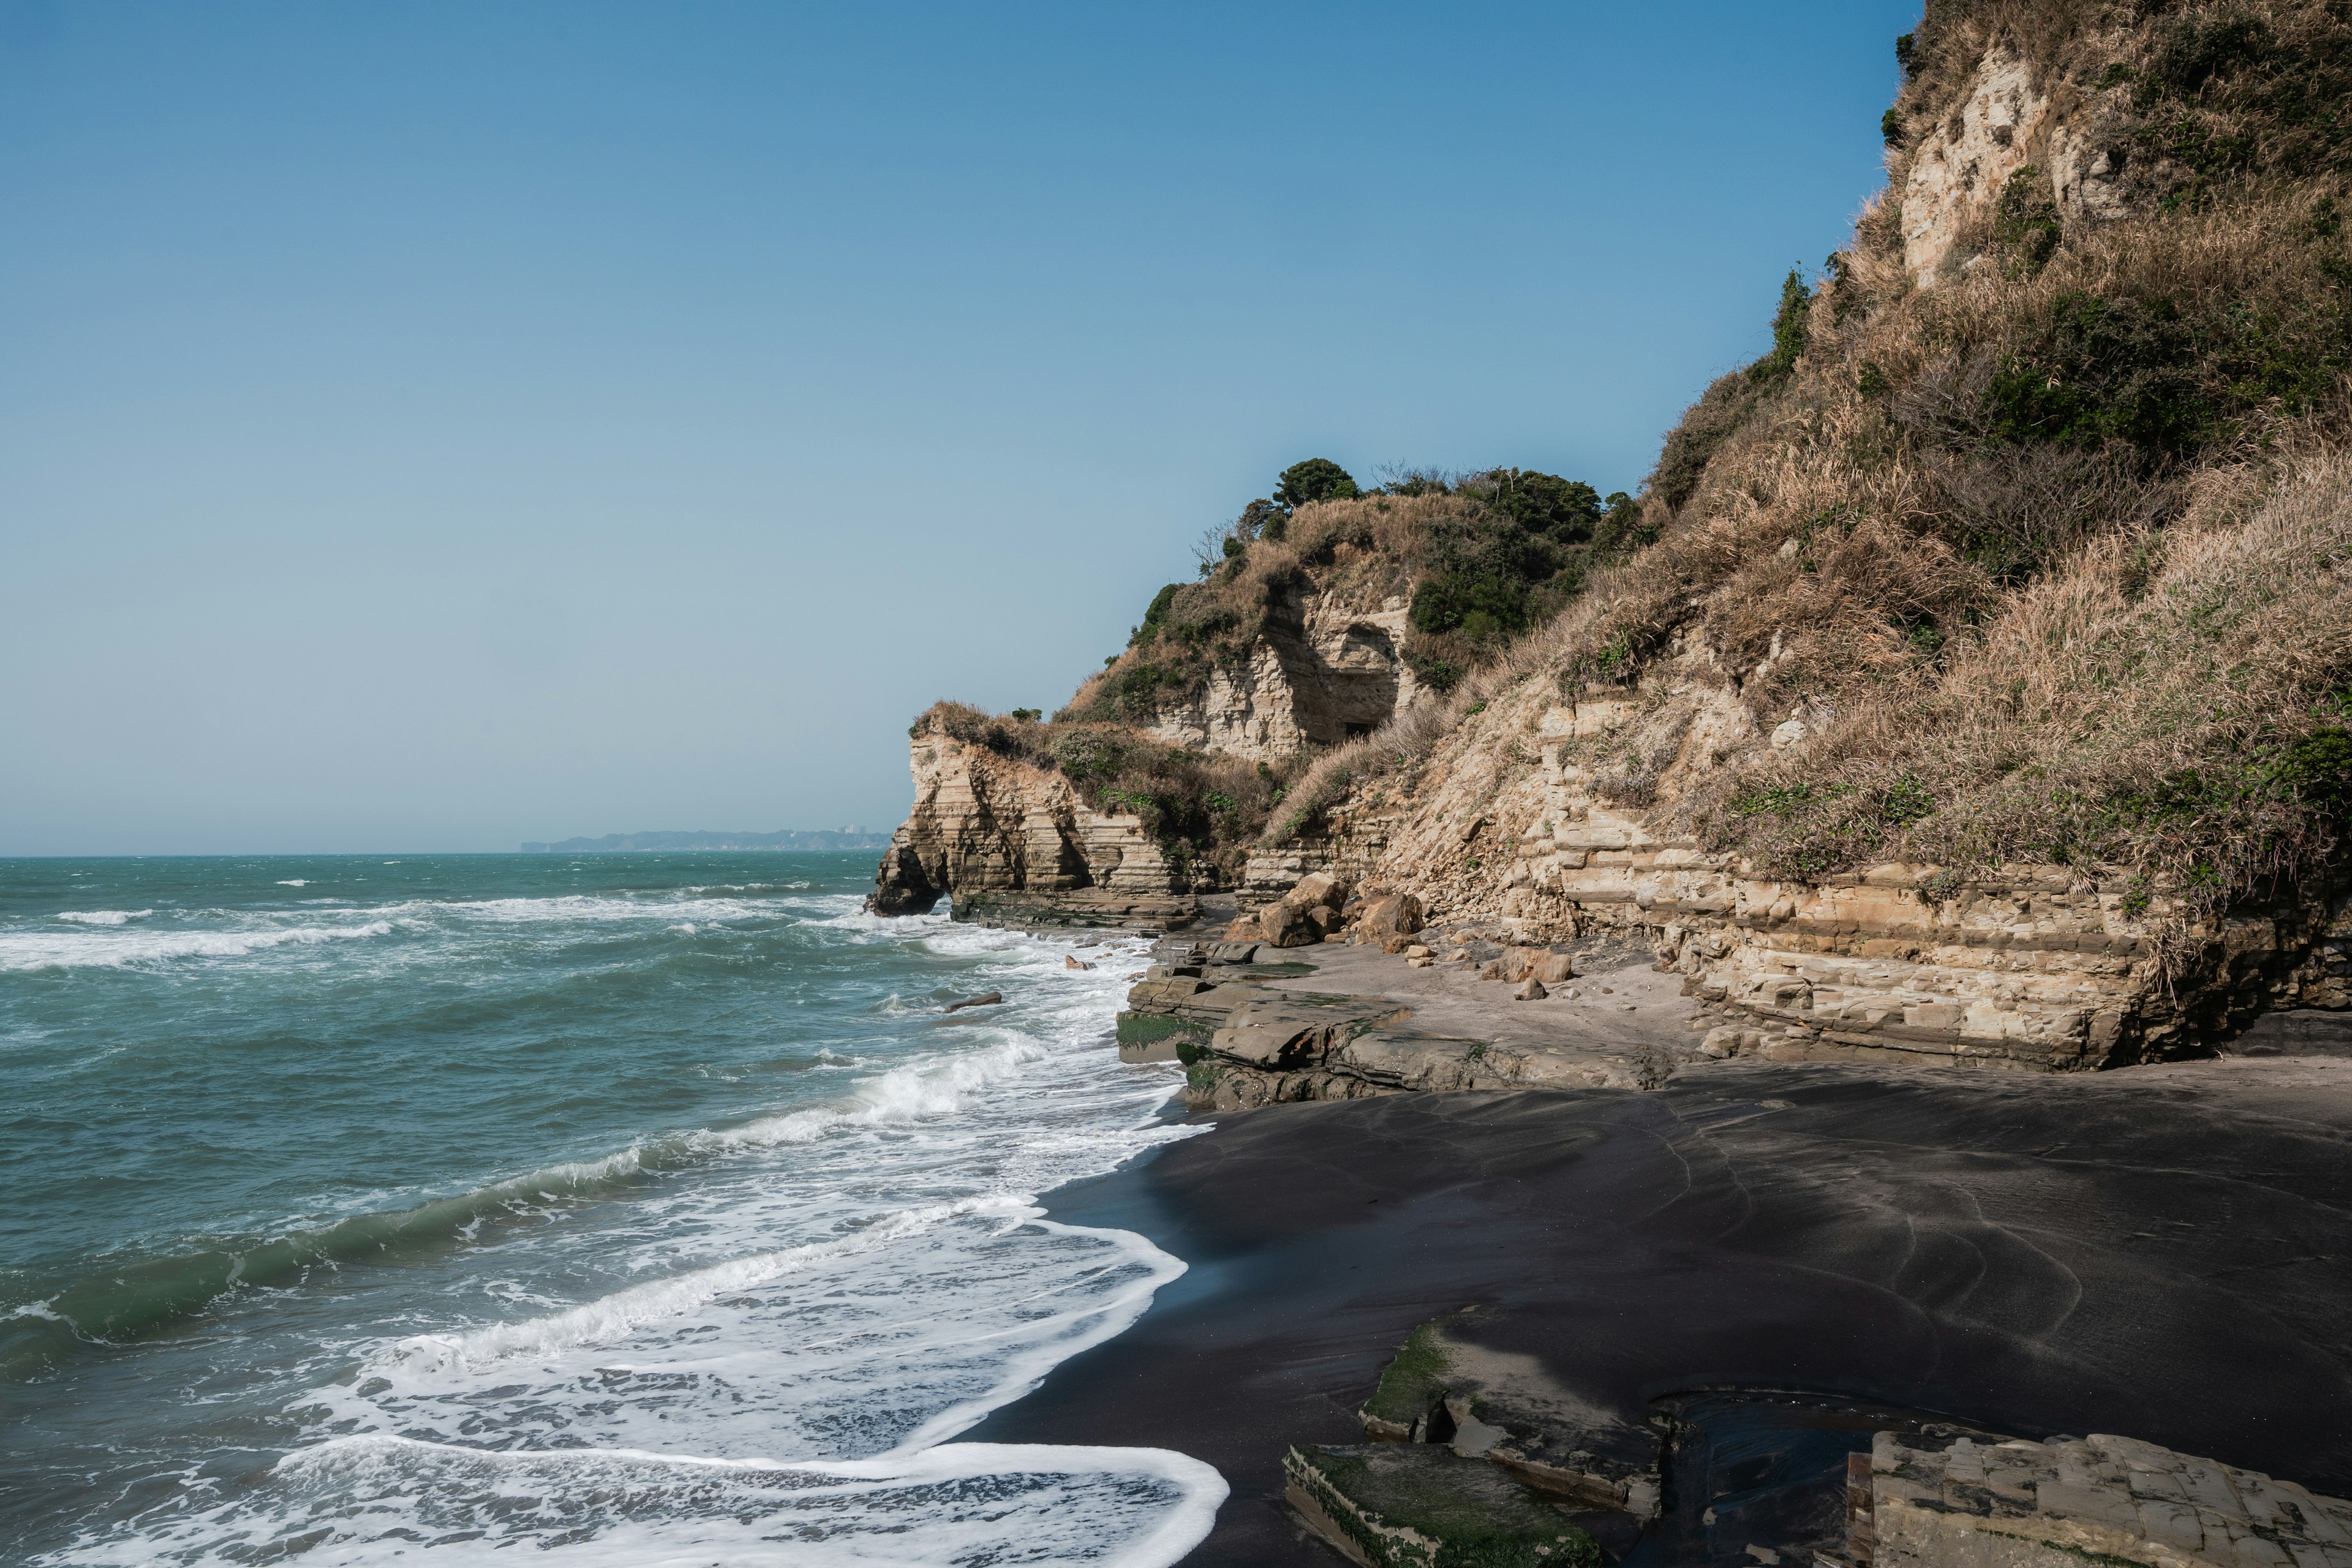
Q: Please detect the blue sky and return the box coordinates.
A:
[1,0,1918,855]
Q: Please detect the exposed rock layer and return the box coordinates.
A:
[864,733,1199,928]
[1144,588,1422,761]
[1309,657,2350,1071]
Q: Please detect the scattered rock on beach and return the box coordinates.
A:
[1514,978,1548,1001]
[943,992,1003,1014]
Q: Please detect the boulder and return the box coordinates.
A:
[1260,900,1322,949]
[1065,956,1095,970]
[1209,941,1262,965]
[1126,976,1209,1009]
[1532,950,1576,984]
[1290,871,1349,911]
[1284,1444,1598,1568]
[1514,978,1549,1001]
[943,992,1003,1014]
[1354,892,1424,945]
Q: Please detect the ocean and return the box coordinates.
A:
[0,852,1221,1566]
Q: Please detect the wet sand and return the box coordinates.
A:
[969,1056,2352,1566]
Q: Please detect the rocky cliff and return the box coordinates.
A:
[867,717,1204,929]
[870,477,1635,923]
[879,0,2352,1070]
[1214,0,2352,1071]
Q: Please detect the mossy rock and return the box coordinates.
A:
[1285,1444,1600,1568]
[1362,1315,1460,1431]
[1115,1011,1211,1049]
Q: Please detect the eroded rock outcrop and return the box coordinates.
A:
[1901,47,2055,285]
[863,731,1200,929]
[1143,587,1423,761]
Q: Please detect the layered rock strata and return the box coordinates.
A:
[1863,1430,2352,1568]
[1323,667,2351,1071]
[864,732,1198,929]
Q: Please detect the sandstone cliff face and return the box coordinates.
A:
[865,734,1200,928]
[1142,587,1423,761]
[1297,644,2351,1071]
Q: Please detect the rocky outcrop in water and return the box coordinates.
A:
[863,731,1200,929]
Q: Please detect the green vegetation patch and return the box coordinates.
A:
[1722,774,1940,881]
[1407,472,1642,648]
[1115,1011,1212,1049]
[1985,274,2352,462]
[1286,1444,1600,1568]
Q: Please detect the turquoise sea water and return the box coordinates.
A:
[1,853,1219,1566]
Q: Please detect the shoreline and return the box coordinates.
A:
[976,973,2352,1564]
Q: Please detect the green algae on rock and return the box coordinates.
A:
[1284,1443,1600,1568]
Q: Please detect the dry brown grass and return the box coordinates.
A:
[1695,439,2352,938]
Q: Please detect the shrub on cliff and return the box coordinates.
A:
[1747,269,1814,386]
[1276,458,1360,508]
[1408,473,1645,646]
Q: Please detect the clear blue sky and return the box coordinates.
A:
[1,0,1918,856]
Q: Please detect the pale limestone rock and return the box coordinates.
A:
[1296,631,2350,1068]
[1144,586,1422,761]
[1902,47,2052,286]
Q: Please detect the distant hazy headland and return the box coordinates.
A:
[522,829,890,853]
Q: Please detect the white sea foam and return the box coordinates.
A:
[379,1198,986,1374]
[0,921,394,972]
[54,909,152,925]
[276,879,308,887]
[39,1433,1225,1568]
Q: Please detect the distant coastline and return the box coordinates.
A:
[521,829,889,853]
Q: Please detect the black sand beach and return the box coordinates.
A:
[970,1057,2352,1566]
